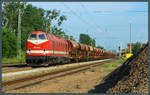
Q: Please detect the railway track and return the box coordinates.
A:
[2,67,33,73]
[2,59,115,92]
[2,62,74,73]
[2,63,26,67]
[2,63,33,73]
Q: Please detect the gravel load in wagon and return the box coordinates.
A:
[91,43,148,94]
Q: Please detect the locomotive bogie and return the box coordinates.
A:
[26,56,70,66]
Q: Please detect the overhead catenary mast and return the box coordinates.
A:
[130,23,132,54]
[17,0,21,59]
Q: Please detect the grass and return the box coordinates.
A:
[2,57,25,64]
[2,51,26,64]
[100,58,126,72]
[89,68,96,72]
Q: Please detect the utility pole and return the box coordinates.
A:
[119,43,121,57]
[130,23,132,54]
[68,30,70,40]
[17,0,21,59]
[45,20,47,33]
[69,35,70,40]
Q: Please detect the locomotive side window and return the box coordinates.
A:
[29,34,36,40]
[53,41,55,47]
[38,34,47,40]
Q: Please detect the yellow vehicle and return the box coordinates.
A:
[126,53,133,59]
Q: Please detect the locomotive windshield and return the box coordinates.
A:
[29,34,36,40]
[38,34,47,40]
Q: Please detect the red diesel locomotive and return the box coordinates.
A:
[26,31,116,66]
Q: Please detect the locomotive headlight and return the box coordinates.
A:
[29,49,31,55]
[43,49,46,54]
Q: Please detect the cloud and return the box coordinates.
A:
[96,29,104,33]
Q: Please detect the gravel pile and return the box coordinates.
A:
[105,43,148,94]
[90,43,148,94]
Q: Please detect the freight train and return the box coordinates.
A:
[26,31,116,66]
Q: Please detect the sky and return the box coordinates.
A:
[28,2,148,52]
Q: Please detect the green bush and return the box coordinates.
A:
[2,50,26,64]
[2,27,17,58]
[132,42,142,54]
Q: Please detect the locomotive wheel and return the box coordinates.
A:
[43,64,49,67]
[31,66,38,68]
[75,59,79,62]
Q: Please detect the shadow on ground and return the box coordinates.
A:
[6,64,28,68]
[88,61,131,93]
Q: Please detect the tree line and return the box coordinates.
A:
[79,33,105,50]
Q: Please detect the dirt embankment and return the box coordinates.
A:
[89,43,148,94]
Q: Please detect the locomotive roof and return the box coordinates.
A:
[31,31,66,41]
[50,34,66,42]
[31,31,46,34]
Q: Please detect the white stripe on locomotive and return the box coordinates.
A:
[27,40,48,45]
[26,50,68,54]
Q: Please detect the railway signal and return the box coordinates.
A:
[118,46,121,57]
[118,46,120,51]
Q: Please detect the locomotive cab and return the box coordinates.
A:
[26,31,49,56]
[29,33,47,40]
[26,31,50,66]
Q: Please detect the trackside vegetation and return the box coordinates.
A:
[2,27,17,58]
[99,58,126,72]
